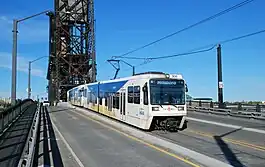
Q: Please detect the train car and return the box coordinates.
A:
[67,72,188,131]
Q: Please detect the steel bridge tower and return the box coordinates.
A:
[47,0,96,104]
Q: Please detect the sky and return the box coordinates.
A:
[0,0,264,101]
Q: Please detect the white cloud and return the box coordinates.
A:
[0,52,46,78]
[0,15,49,44]
[0,16,8,21]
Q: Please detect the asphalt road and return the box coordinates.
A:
[33,106,80,167]
[47,106,195,167]
[152,111,265,167]
[187,111,265,130]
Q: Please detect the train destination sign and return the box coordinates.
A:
[150,80,184,85]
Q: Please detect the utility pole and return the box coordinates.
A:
[11,20,18,105]
[217,44,224,108]
[11,10,51,105]
[28,62,31,99]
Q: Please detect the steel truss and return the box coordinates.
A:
[47,0,96,104]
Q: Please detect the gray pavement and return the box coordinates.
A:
[47,106,194,167]
[185,118,265,146]
[41,104,265,167]
[33,106,80,167]
[149,111,265,167]
[187,111,265,130]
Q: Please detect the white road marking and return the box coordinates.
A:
[49,117,85,167]
[186,117,265,135]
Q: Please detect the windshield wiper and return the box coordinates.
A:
[159,104,164,108]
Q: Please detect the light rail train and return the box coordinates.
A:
[67,72,188,131]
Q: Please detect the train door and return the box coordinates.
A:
[83,88,88,108]
[140,83,149,119]
[120,90,126,121]
[80,88,85,107]
[107,95,112,112]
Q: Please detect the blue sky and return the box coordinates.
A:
[0,0,264,101]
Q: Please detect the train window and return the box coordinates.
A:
[113,93,120,109]
[134,86,140,104]
[128,86,133,103]
[108,96,112,111]
[84,89,87,97]
[143,87,148,105]
[89,92,92,103]
[113,95,115,108]
[92,94,95,106]
[116,93,120,109]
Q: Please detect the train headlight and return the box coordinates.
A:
[178,106,184,111]
[152,107,159,111]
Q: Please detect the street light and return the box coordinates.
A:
[28,55,55,99]
[11,10,52,105]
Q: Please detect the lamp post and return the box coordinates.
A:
[11,10,52,105]
[28,56,54,99]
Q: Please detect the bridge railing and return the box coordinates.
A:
[187,100,265,120]
[18,102,41,167]
[0,99,35,136]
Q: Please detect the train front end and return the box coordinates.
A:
[148,74,188,131]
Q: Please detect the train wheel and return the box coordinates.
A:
[165,118,178,132]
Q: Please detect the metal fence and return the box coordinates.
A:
[0,99,35,136]
[18,103,41,167]
[187,101,265,120]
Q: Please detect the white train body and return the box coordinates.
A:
[67,72,188,131]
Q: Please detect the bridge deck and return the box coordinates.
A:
[36,106,197,167]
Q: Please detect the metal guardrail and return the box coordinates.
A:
[18,103,41,167]
[0,99,34,136]
[0,101,11,112]
[187,101,265,120]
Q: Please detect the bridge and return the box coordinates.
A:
[1,0,265,167]
[1,100,265,167]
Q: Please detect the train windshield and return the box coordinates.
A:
[149,79,185,105]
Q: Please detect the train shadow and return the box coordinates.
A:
[214,128,244,167]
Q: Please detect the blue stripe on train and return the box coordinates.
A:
[87,80,128,97]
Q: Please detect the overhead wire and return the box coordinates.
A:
[120,28,265,72]
[119,28,265,60]
[121,46,215,72]
[113,0,255,59]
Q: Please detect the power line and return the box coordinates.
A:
[219,29,265,44]
[117,28,265,60]
[121,28,265,71]
[113,0,255,59]
[121,46,215,72]
[184,29,265,52]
